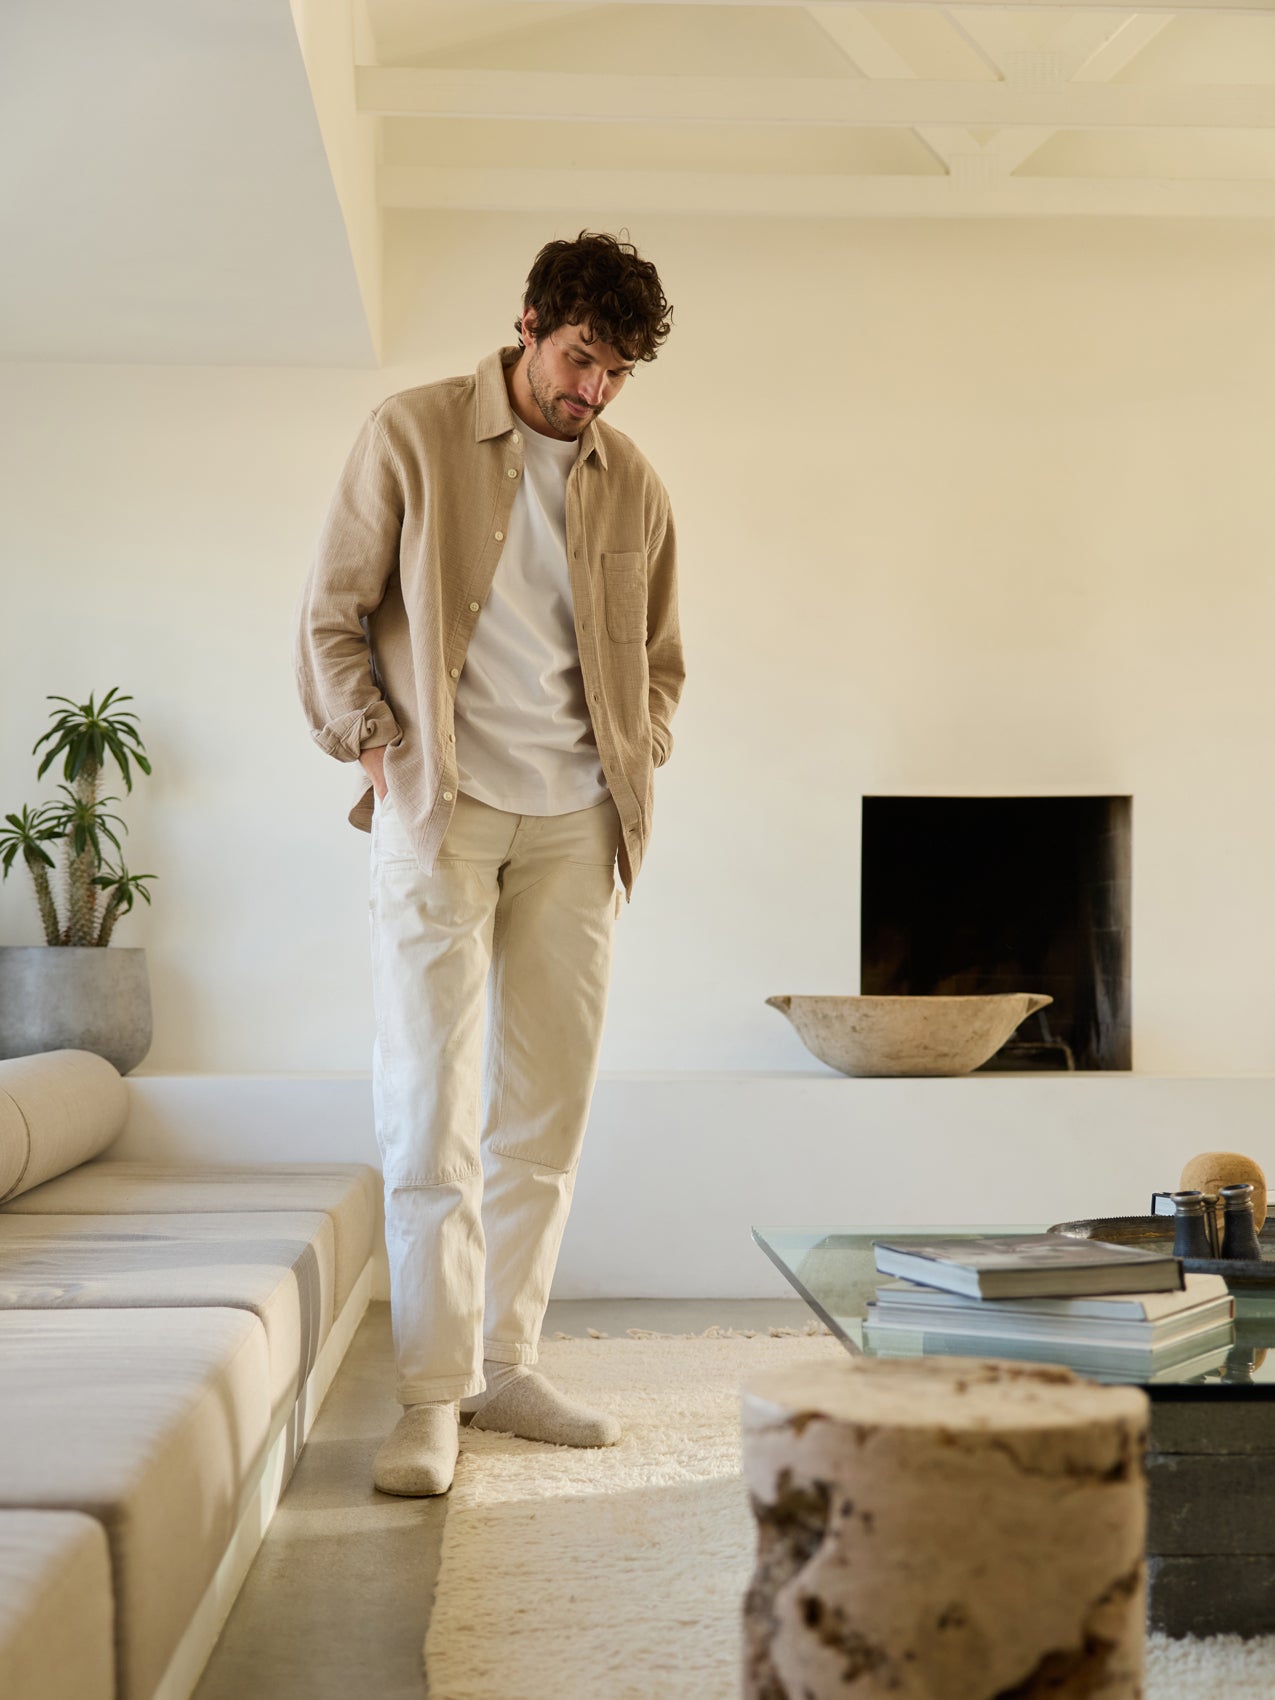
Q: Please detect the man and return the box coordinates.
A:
[294,232,683,1496]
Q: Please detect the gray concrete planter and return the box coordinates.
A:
[0,946,152,1074]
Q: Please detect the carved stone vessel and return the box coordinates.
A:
[765,992,1052,1077]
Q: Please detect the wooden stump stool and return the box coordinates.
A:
[741,1356,1148,1700]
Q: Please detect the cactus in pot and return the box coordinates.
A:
[0,690,156,1072]
[1,689,155,946]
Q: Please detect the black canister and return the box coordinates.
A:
[1171,1190,1215,1260]
[1220,1183,1264,1262]
[1222,1345,1261,1385]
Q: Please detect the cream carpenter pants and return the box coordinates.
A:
[369,786,622,1405]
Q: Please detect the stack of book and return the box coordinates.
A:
[864,1235,1235,1382]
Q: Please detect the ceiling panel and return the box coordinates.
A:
[0,0,377,365]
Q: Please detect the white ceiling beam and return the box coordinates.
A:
[381,164,1275,216]
[983,16,1175,175]
[935,9,1014,79]
[469,0,1275,12]
[1047,11,1174,74]
[1071,15,1180,82]
[359,68,1275,130]
[803,6,982,174]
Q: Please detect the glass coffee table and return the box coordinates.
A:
[754,1224,1275,1389]
[753,1224,1275,1636]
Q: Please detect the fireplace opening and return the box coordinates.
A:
[860,796,1132,1072]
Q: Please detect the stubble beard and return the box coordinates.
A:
[527,344,600,439]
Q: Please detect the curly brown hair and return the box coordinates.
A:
[517,231,672,364]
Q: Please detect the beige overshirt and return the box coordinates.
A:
[293,347,684,900]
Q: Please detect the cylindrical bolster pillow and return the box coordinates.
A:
[0,1051,127,1204]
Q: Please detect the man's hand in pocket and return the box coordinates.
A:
[360,745,388,801]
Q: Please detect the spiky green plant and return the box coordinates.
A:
[31,689,152,947]
[93,864,156,947]
[2,690,156,947]
[44,787,126,946]
[34,688,151,793]
[0,806,62,945]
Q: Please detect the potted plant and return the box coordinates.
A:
[0,689,156,1073]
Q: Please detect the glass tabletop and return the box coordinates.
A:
[753,1225,1275,1396]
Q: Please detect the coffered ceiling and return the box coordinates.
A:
[2,0,1273,365]
[364,1,1275,218]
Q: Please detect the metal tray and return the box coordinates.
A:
[1049,1214,1275,1290]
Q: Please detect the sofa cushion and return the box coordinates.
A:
[1,1160,377,1313]
[0,1210,336,1426]
[0,1050,127,1203]
[0,1509,114,1700]
[0,1307,271,1700]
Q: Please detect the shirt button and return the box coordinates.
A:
[449,667,460,679]
[592,691,600,703]
[443,790,454,802]
[507,468,518,480]
[494,530,504,542]
[448,732,455,743]
[469,601,480,612]
[511,431,520,445]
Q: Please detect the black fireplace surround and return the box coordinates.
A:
[860,796,1132,1072]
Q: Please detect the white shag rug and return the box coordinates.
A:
[423,1328,1275,1700]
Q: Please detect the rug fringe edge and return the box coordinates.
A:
[549,1322,833,1341]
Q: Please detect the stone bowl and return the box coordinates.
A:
[765,993,1053,1078]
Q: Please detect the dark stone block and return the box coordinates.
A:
[1149,1397,1275,1456]
[1146,1452,1275,1554]
[1148,1555,1275,1638]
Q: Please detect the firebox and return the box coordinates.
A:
[860,796,1132,1072]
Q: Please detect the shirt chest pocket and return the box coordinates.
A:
[602,551,647,644]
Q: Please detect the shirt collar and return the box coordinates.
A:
[475,345,608,470]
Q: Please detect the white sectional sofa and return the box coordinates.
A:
[0,1511,114,1700]
[0,1049,379,1700]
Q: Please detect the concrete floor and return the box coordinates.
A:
[193,1296,813,1700]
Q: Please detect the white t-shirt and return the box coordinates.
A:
[454,423,611,816]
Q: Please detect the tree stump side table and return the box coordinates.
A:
[741,1355,1148,1700]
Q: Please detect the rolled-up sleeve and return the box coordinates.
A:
[294,410,405,762]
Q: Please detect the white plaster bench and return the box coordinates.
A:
[0,1050,379,1700]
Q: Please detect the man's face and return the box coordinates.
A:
[522,314,635,439]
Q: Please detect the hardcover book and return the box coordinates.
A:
[872,1234,1183,1300]
[862,1325,1235,1385]
[866,1273,1232,1350]
[872,1271,1228,1327]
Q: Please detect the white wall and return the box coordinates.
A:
[4,212,1275,1075]
[116,1072,1275,1299]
